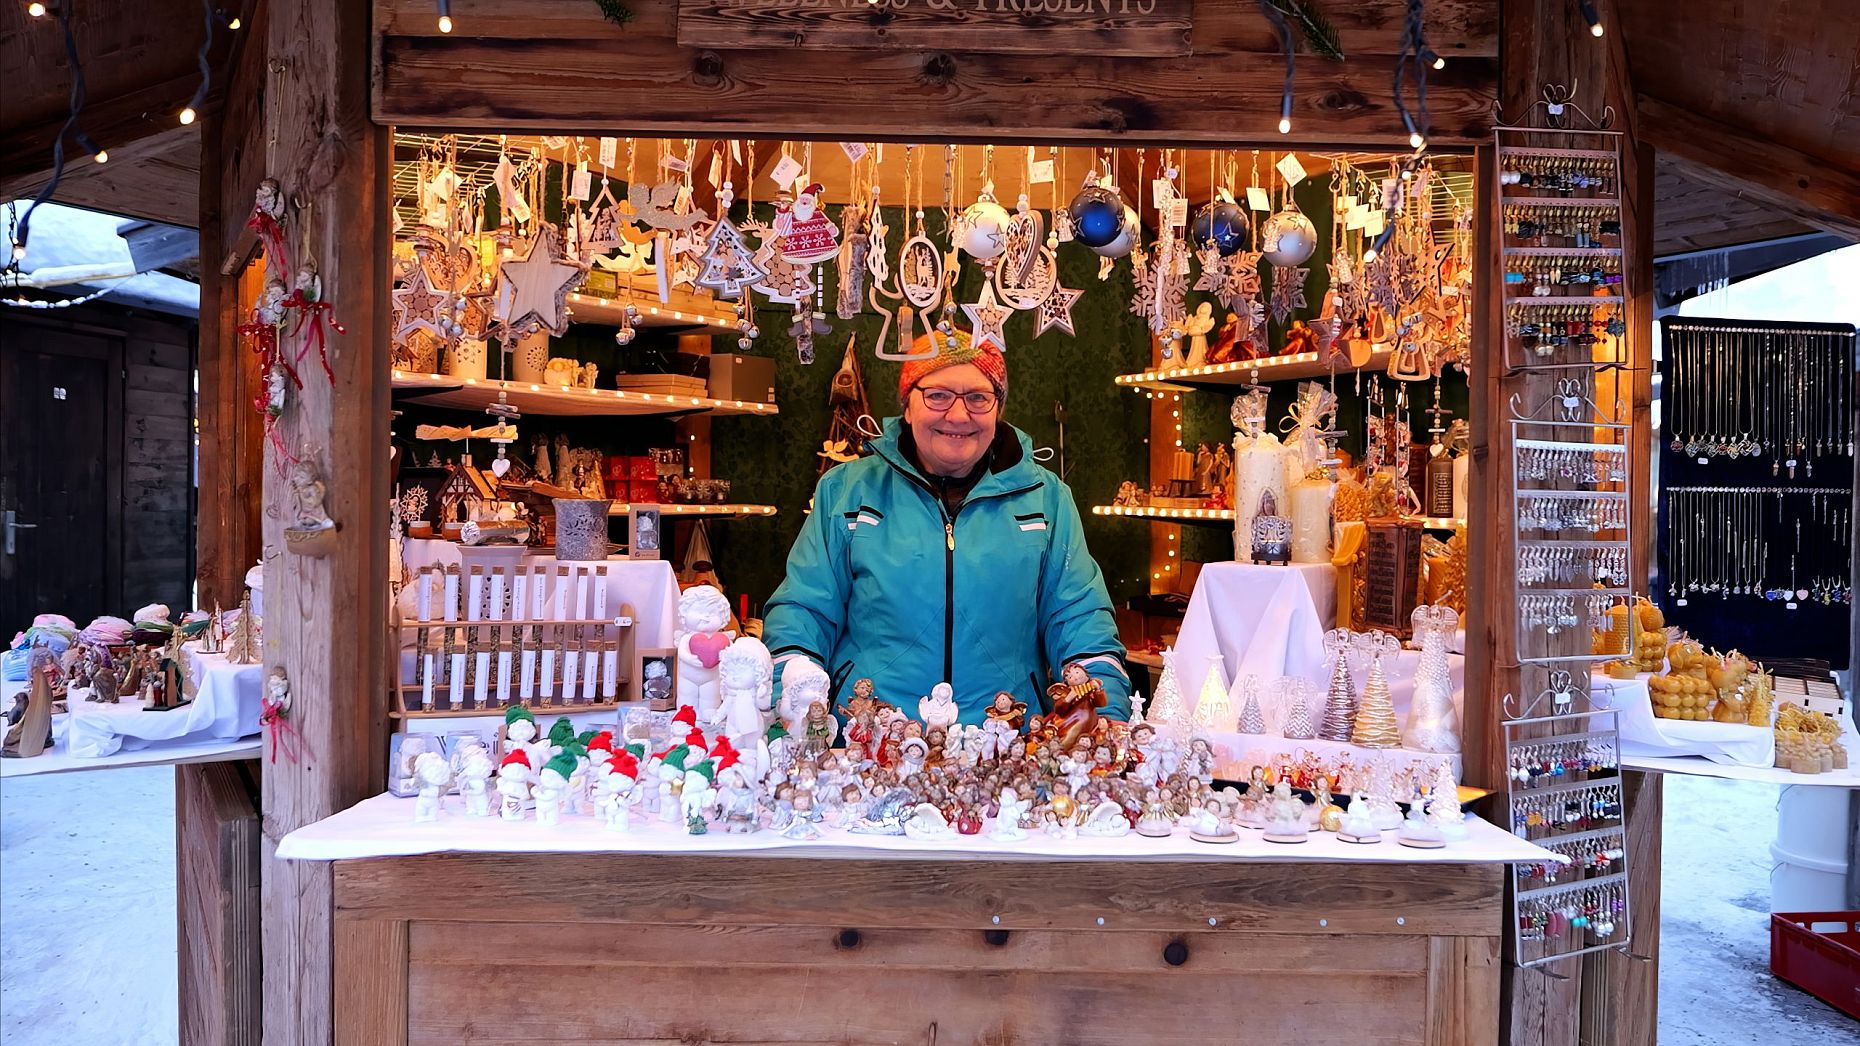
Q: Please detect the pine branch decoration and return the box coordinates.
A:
[1269,0,1345,61]
[594,0,634,27]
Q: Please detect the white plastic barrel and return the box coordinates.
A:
[1769,785,1854,912]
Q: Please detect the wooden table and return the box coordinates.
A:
[333,853,1502,1045]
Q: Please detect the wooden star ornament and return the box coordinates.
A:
[1034,284,1084,337]
[962,282,1013,352]
[392,260,452,345]
[494,224,586,338]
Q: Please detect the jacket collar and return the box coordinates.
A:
[870,416,1039,498]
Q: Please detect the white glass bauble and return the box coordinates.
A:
[1091,206,1141,259]
[957,195,1011,261]
[1260,208,1318,267]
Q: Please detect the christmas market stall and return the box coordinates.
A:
[186,1,1676,1043]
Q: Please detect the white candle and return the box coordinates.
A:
[1289,477,1334,563]
[1233,433,1288,562]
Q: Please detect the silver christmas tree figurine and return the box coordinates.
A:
[1281,678,1317,739]
[1236,675,1266,734]
[1318,628,1358,742]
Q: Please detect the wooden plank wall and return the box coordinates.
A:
[122,309,196,611]
[334,854,1505,1046]
[175,759,262,1046]
[370,0,1500,146]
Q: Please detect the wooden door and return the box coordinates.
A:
[0,316,123,634]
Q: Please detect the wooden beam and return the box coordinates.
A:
[1636,93,1860,242]
[372,1,1499,147]
[176,760,262,1046]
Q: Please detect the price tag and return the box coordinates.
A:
[1029,159,1054,184]
[1216,187,1236,205]
[1276,153,1308,185]
[1697,457,1709,465]
[707,151,723,188]
[571,163,591,202]
[1166,198,1189,228]
[508,194,532,224]
[1344,204,1368,230]
[1152,178,1176,208]
[1787,458,1798,469]
[1246,186,1272,211]
[1786,601,1799,610]
[1364,209,1386,236]
[769,154,804,188]
[598,137,618,169]
[542,135,569,150]
[661,155,689,174]
[840,141,869,163]
[730,141,742,165]
[1675,598,1688,606]
[1340,193,1358,213]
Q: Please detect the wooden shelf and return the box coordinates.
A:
[1502,247,1621,257]
[391,371,778,417]
[1500,196,1621,207]
[1115,347,1394,392]
[565,281,738,336]
[1092,504,1235,528]
[1504,296,1625,307]
[1499,146,1620,160]
[1404,515,1466,530]
[606,503,778,518]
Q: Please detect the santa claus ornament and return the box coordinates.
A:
[775,183,839,265]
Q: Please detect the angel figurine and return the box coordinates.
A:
[411,752,450,823]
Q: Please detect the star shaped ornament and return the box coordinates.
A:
[494,225,586,338]
[963,282,1013,352]
[1034,284,1084,337]
[392,261,452,345]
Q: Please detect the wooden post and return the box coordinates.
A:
[1491,2,1659,1043]
[189,0,391,1042]
[175,760,262,1046]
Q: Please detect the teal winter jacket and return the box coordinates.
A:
[763,416,1130,726]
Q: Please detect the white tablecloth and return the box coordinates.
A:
[402,539,678,648]
[1588,671,1775,767]
[1173,562,1335,701]
[0,736,260,778]
[54,646,264,759]
[276,790,1557,865]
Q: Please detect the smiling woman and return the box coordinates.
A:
[763,329,1131,724]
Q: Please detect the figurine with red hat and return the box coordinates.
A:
[774,182,839,265]
[495,749,532,821]
[595,749,643,831]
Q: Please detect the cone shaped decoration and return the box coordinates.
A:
[225,592,260,665]
[1234,675,1266,734]
[1318,629,1357,742]
[1147,648,1189,732]
[1427,762,1465,834]
[1350,632,1401,749]
[1193,654,1234,732]
[1281,679,1317,739]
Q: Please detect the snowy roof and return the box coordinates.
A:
[3,200,200,318]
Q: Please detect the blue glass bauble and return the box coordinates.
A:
[1191,202,1248,256]
[1068,186,1124,247]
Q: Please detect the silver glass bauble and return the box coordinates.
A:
[1260,207,1318,267]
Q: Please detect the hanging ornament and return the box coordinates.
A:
[1318,628,1358,742]
[1192,201,1249,256]
[392,259,453,348]
[899,234,944,310]
[693,218,768,299]
[1218,251,1263,314]
[1033,284,1084,338]
[1261,206,1318,267]
[1270,265,1309,323]
[962,283,1013,353]
[835,201,870,320]
[1194,245,1230,294]
[774,182,840,264]
[955,187,1011,262]
[246,179,291,278]
[492,224,587,338]
[994,206,1053,309]
[625,180,706,233]
[281,264,342,387]
[1067,180,1124,248]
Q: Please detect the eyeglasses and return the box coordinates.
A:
[916,387,998,414]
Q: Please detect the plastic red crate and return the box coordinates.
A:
[1771,911,1860,1019]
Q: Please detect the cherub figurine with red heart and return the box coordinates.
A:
[774,182,839,265]
[675,584,736,721]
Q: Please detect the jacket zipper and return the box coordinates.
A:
[882,460,1040,688]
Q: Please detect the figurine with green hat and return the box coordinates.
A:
[679,757,719,832]
[534,753,577,826]
[502,705,539,765]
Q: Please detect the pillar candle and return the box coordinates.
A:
[1233,433,1288,562]
[1289,477,1334,563]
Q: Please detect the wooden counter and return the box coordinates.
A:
[333,853,1501,1045]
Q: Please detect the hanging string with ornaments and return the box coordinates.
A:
[6,1,103,274]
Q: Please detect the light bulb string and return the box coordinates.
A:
[186,0,215,118]
[10,0,89,270]
[1257,0,1295,128]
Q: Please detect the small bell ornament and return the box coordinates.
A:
[1261,205,1318,267]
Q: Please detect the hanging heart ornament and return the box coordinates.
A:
[995,210,1055,310]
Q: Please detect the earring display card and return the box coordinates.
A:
[1504,709,1631,967]
[1494,126,1630,373]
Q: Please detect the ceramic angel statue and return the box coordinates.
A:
[592,756,633,831]
[1181,735,1216,785]
[1337,790,1382,844]
[903,802,957,841]
[1190,797,1238,843]
[411,752,450,823]
[990,787,1032,841]
[899,736,930,779]
[918,682,960,732]
[287,461,336,534]
[715,765,761,834]
[778,658,831,739]
[680,765,719,831]
[781,792,822,839]
[495,750,532,821]
[457,746,494,817]
[1080,799,1131,838]
[1403,604,1463,754]
[533,755,574,827]
[674,585,735,719]
[716,636,774,742]
[1261,780,1310,844]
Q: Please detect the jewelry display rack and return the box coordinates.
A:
[1503,706,1631,967]
[1495,125,1630,373]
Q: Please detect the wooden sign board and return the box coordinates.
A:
[677,0,1194,57]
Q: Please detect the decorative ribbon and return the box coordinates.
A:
[283,290,342,386]
[259,698,305,765]
[246,209,291,282]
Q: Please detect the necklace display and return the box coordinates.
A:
[1662,486,1852,606]
[1663,321,1855,477]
